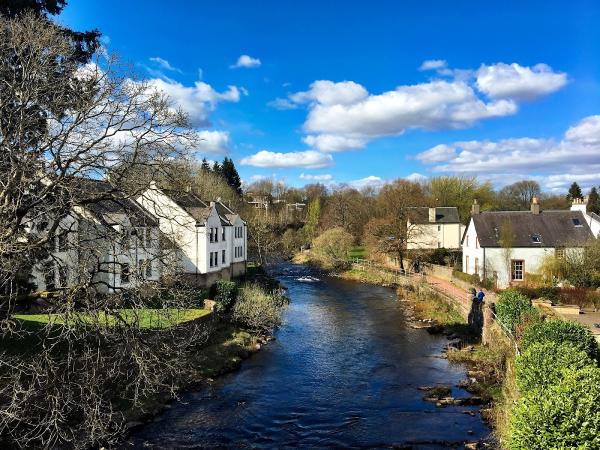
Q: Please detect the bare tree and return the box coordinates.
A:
[0,14,212,449]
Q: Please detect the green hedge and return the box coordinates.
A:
[513,285,560,301]
[495,289,538,334]
[213,280,238,314]
[507,367,600,449]
[515,342,595,394]
[520,319,600,362]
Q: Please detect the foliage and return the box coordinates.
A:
[232,284,285,333]
[311,228,354,269]
[498,180,541,211]
[515,342,595,394]
[495,289,537,334]
[427,176,495,222]
[512,285,560,301]
[566,181,583,201]
[520,319,600,361]
[281,228,308,253]
[452,270,494,289]
[304,197,321,239]
[213,280,238,314]
[507,367,600,449]
[589,186,600,215]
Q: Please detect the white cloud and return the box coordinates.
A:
[267,97,298,110]
[302,134,366,152]
[416,115,600,191]
[405,172,428,182]
[349,175,385,190]
[476,63,567,100]
[231,54,261,69]
[419,59,447,71]
[147,78,242,127]
[276,62,565,154]
[240,150,333,169]
[299,173,333,181]
[290,80,369,106]
[195,130,230,154]
[149,57,182,73]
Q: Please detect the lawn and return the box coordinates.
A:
[348,246,367,259]
[13,308,211,330]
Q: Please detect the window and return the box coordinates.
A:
[466,236,469,247]
[556,248,565,259]
[531,234,542,244]
[121,263,130,283]
[573,218,582,227]
[146,260,153,278]
[474,257,479,275]
[214,251,218,266]
[215,228,219,243]
[511,260,524,281]
[222,249,226,264]
[437,225,441,231]
[209,252,214,267]
[222,228,226,241]
[58,265,69,288]
[465,255,469,272]
[209,228,214,243]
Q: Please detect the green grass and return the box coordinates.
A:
[13,308,211,330]
[348,246,367,259]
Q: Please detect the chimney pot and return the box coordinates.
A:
[531,197,540,215]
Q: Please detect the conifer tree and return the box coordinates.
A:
[567,182,583,202]
[588,187,600,215]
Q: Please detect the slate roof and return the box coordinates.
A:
[408,207,460,224]
[161,189,212,224]
[72,178,158,227]
[471,210,594,248]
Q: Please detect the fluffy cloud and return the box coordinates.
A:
[416,115,600,191]
[231,54,261,69]
[299,173,333,181]
[149,57,182,73]
[349,175,385,190]
[476,63,567,100]
[272,62,566,155]
[147,78,242,127]
[240,150,333,169]
[419,59,447,71]
[302,134,366,152]
[405,172,428,182]
[195,130,230,154]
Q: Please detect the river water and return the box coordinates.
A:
[130,264,491,449]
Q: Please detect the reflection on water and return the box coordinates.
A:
[130,264,490,449]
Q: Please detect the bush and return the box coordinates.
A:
[495,289,536,334]
[507,367,600,449]
[513,285,560,302]
[232,284,285,333]
[515,342,595,394]
[311,228,354,270]
[452,270,494,289]
[521,319,600,361]
[213,280,237,314]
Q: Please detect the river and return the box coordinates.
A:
[130,264,491,448]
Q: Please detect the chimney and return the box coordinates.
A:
[471,199,480,215]
[428,207,436,223]
[570,196,587,214]
[531,197,540,215]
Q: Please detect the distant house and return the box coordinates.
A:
[462,198,594,288]
[31,179,161,294]
[406,207,464,250]
[137,182,247,286]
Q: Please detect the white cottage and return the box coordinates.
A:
[570,197,600,237]
[462,198,594,288]
[137,182,247,286]
[31,179,161,294]
[406,207,464,250]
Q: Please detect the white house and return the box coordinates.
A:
[137,182,247,286]
[31,179,161,294]
[462,198,594,288]
[407,207,464,250]
[570,197,600,237]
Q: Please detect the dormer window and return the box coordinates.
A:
[572,218,582,227]
[531,234,542,244]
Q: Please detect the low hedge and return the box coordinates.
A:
[507,367,600,449]
[513,285,560,302]
[213,280,238,314]
[515,342,595,394]
[520,319,600,362]
[495,289,537,334]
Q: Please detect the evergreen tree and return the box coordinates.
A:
[200,158,211,172]
[221,157,243,196]
[212,161,222,176]
[588,187,600,215]
[567,182,583,202]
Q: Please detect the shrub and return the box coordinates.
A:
[520,319,600,361]
[495,290,535,334]
[452,270,494,289]
[213,280,237,314]
[232,284,285,333]
[507,367,600,449]
[311,228,354,270]
[515,342,595,394]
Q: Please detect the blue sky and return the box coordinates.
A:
[60,1,600,191]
